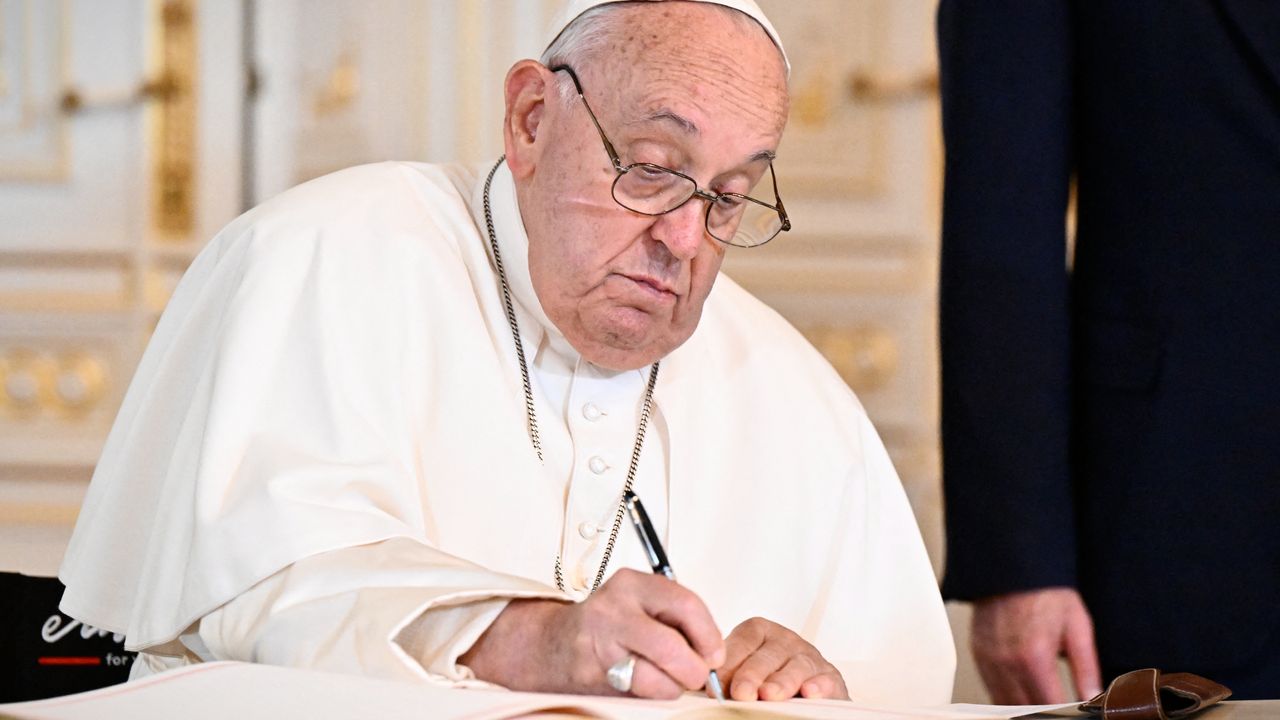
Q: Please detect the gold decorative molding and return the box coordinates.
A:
[313,51,361,115]
[793,64,835,128]
[807,325,900,394]
[152,0,198,239]
[0,248,134,313]
[58,74,181,116]
[0,348,108,419]
[0,501,80,526]
[46,352,107,416]
[0,349,53,417]
[848,68,939,103]
[763,0,892,198]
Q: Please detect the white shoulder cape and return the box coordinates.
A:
[60,161,954,704]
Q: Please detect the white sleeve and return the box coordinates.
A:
[815,414,956,705]
[196,537,567,685]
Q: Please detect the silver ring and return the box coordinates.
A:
[606,654,637,693]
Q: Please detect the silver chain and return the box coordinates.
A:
[482,157,660,594]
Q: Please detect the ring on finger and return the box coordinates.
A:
[606,655,637,693]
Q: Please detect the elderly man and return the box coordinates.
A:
[59,0,954,706]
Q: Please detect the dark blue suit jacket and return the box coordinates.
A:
[937,0,1280,698]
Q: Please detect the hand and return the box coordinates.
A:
[460,568,725,699]
[716,617,849,701]
[971,587,1102,704]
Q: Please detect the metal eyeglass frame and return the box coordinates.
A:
[550,64,791,248]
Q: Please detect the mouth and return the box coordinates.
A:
[618,273,678,300]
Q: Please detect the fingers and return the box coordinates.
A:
[974,641,1062,704]
[727,632,789,700]
[1019,644,1070,704]
[759,655,821,700]
[535,572,845,703]
[585,570,723,697]
[972,608,1067,703]
[971,587,1098,705]
[630,574,725,668]
[973,651,1031,705]
[616,612,715,692]
[623,655,687,700]
[469,575,726,698]
[759,653,847,700]
[1062,598,1102,700]
[717,617,848,701]
[716,616,769,692]
[799,671,848,700]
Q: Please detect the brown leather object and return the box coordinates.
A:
[1079,669,1232,720]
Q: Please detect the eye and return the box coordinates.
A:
[715,194,747,210]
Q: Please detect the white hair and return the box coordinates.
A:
[539,1,765,104]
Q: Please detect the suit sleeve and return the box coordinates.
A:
[936,0,1077,600]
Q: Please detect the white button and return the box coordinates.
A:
[578,521,600,539]
[582,403,603,421]
[588,456,609,474]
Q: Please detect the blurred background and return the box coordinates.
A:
[0,0,987,701]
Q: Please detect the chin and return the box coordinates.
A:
[568,306,692,370]
[578,327,672,371]
[583,350,659,373]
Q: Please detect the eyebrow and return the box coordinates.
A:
[626,110,778,166]
[629,109,701,136]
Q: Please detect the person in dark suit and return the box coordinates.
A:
[937,0,1280,703]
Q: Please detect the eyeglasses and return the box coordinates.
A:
[551,65,791,249]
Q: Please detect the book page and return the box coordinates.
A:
[0,662,1078,720]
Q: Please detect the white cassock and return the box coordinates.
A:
[58,161,955,705]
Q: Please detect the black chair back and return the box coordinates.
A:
[0,572,135,701]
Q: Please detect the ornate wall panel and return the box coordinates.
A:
[254,0,437,200]
[767,0,890,198]
[0,0,244,575]
[0,314,130,464]
[0,0,149,574]
[251,0,565,199]
[0,0,68,181]
[153,0,198,239]
[727,0,944,578]
[0,308,133,575]
[419,0,561,166]
[727,235,938,427]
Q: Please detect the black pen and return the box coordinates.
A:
[623,490,726,702]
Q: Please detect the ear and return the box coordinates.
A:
[503,60,554,180]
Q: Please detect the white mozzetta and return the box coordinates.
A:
[59,161,954,705]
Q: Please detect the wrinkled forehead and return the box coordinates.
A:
[614,43,790,145]
[542,0,790,77]
[552,3,791,147]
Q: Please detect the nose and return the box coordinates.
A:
[649,197,708,261]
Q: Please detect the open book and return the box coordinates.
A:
[0,662,1076,720]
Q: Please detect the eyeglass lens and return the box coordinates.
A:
[612,166,782,248]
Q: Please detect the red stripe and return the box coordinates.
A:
[38,656,102,666]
